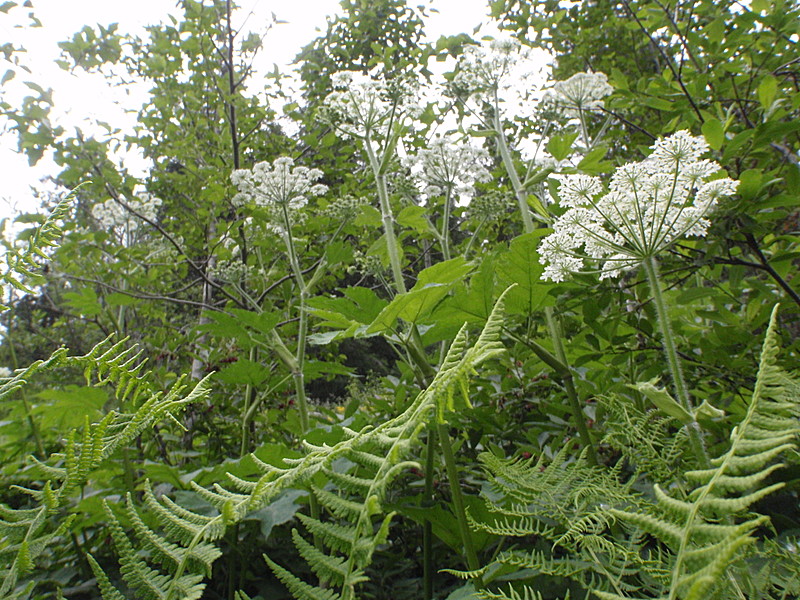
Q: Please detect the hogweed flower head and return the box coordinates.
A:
[231,157,327,213]
[404,136,492,197]
[542,71,613,117]
[452,37,539,100]
[321,70,421,140]
[467,191,515,222]
[539,131,738,282]
[92,191,162,239]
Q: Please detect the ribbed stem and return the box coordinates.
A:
[422,429,435,599]
[437,423,481,577]
[642,255,709,467]
[544,307,598,465]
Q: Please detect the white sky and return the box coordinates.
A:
[0,1,547,224]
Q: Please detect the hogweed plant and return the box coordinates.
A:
[322,70,422,295]
[231,157,329,436]
[403,135,491,260]
[542,70,614,150]
[540,130,739,465]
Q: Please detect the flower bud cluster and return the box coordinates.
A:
[323,194,369,221]
[467,191,515,222]
[208,259,258,284]
[92,192,162,233]
[404,136,492,197]
[232,157,327,216]
[540,131,738,282]
[541,71,613,117]
[348,250,385,278]
[321,70,422,139]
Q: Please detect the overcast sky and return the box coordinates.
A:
[0,0,505,220]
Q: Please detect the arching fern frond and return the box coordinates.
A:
[597,304,799,600]
[0,340,212,598]
[100,288,514,600]
[1,187,74,309]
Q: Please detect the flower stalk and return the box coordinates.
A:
[642,255,709,467]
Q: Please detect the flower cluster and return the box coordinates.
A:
[321,70,422,139]
[231,157,327,215]
[323,194,369,221]
[208,259,258,284]
[92,192,162,234]
[539,131,738,282]
[467,190,515,222]
[404,136,492,197]
[542,71,613,117]
[451,37,544,105]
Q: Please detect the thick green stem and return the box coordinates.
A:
[441,187,453,261]
[493,108,535,234]
[239,347,258,457]
[544,307,598,465]
[642,255,709,467]
[365,140,406,294]
[436,423,481,577]
[281,207,311,435]
[6,325,45,459]
[422,429,435,600]
[494,102,594,463]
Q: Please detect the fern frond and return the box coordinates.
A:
[264,554,342,600]
[87,554,127,600]
[609,304,799,600]
[1,189,73,307]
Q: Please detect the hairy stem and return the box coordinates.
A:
[544,308,598,465]
[437,423,481,577]
[642,255,709,467]
[423,429,435,600]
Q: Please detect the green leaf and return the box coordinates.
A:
[104,292,140,307]
[433,256,497,329]
[546,131,579,161]
[757,75,778,110]
[35,386,108,428]
[215,358,271,386]
[576,145,612,174]
[307,287,389,342]
[701,118,725,151]
[628,378,693,424]
[397,205,433,234]
[367,257,472,333]
[354,205,382,227]
[496,232,553,315]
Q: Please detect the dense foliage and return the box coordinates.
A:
[1,0,799,599]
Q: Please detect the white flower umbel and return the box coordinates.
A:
[542,71,613,116]
[92,191,162,246]
[405,136,492,198]
[541,131,738,467]
[231,157,327,213]
[542,71,614,151]
[322,70,421,140]
[540,131,738,282]
[404,135,492,259]
[452,38,541,103]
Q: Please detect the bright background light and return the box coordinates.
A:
[0,1,521,221]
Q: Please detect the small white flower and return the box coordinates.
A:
[0,367,13,378]
[92,191,162,239]
[539,131,739,281]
